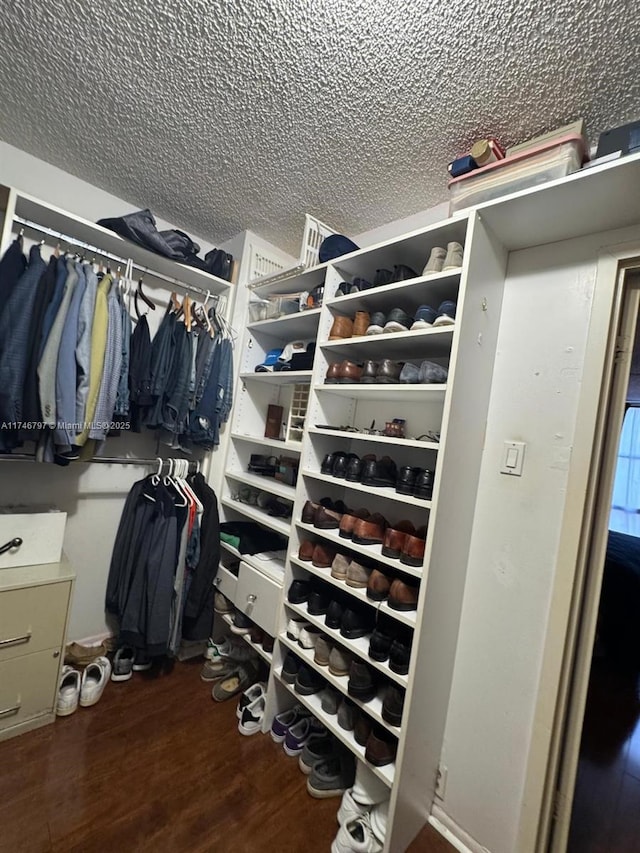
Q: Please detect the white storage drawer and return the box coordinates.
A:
[236,560,281,636]
[0,510,67,568]
[0,648,61,739]
[0,581,71,663]
[214,565,238,603]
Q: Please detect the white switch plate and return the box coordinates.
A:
[500,441,525,476]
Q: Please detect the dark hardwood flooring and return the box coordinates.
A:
[568,657,640,853]
[0,659,451,853]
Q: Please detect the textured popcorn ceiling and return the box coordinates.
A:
[0,0,638,253]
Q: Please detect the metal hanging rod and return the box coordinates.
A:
[0,453,201,472]
[13,214,226,309]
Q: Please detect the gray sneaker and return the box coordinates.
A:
[211,663,257,702]
[307,752,357,798]
[200,659,237,682]
[298,731,338,775]
[320,687,341,715]
[329,646,353,678]
[111,646,134,682]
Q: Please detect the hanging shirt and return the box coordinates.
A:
[54,263,87,448]
[75,264,98,430]
[89,282,123,440]
[75,274,112,446]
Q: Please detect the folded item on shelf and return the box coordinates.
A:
[96,209,233,280]
[219,521,287,555]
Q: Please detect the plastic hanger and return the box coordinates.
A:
[164,459,188,508]
[177,458,203,511]
[136,275,155,312]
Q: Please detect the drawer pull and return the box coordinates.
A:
[0,702,20,719]
[0,537,23,556]
[0,631,32,648]
[247,594,257,604]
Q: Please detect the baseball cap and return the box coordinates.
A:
[255,348,284,372]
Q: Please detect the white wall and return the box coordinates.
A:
[354,201,449,247]
[436,225,639,853]
[0,143,226,641]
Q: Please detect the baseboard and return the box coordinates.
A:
[71,631,114,647]
[430,806,490,853]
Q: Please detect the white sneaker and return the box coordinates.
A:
[298,625,322,650]
[351,762,390,805]
[286,618,309,641]
[332,812,383,853]
[205,636,228,660]
[337,789,370,826]
[236,681,267,720]
[56,665,81,716]
[80,656,112,707]
[238,695,265,736]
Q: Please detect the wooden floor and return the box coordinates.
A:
[0,659,452,853]
[568,657,640,853]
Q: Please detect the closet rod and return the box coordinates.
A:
[12,214,225,307]
[0,453,200,471]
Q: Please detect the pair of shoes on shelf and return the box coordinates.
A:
[56,656,112,716]
[368,618,413,676]
[366,301,457,335]
[398,360,448,384]
[286,581,376,638]
[422,241,464,275]
[368,566,420,610]
[328,311,371,340]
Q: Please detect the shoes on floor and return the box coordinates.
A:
[332,809,385,853]
[238,694,266,736]
[79,656,112,707]
[132,649,152,672]
[111,646,135,682]
[236,682,267,719]
[56,665,81,716]
[212,663,258,702]
[298,731,338,774]
[200,658,238,682]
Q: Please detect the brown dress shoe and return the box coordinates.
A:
[351,512,387,545]
[329,315,354,341]
[388,578,419,611]
[311,542,338,568]
[360,360,379,384]
[302,500,320,524]
[337,361,363,384]
[314,505,343,529]
[381,520,416,559]
[400,526,427,567]
[352,311,371,337]
[324,362,343,384]
[365,726,398,766]
[298,539,315,561]
[339,507,370,539]
[376,359,403,383]
[367,568,392,601]
[354,711,373,746]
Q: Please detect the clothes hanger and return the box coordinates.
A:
[151,457,163,486]
[164,459,188,508]
[136,274,155,312]
[177,458,202,511]
[183,295,193,332]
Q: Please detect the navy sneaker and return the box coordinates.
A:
[366,312,386,335]
[411,304,438,329]
[383,308,412,333]
[433,300,457,326]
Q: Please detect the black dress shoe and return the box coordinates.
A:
[347,660,377,703]
[414,469,434,499]
[340,607,375,639]
[359,458,377,484]
[362,457,397,489]
[360,361,378,384]
[307,588,332,616]
[389,638,411,675]
[374,268,393,286]
[288,579,312,604]
[396,466,420,495]
[333,453,358,479]
[391,264,419,282]
[325,599,345,630]
[295,664,326,695]
[381,684,405,726]
[345,456,364,482]
[368,625,394,662]
[321,453,336,475]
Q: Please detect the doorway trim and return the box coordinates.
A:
[514,241,640,853]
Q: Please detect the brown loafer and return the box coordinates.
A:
[367,568,392,601]
[337,360,363,384]
[329,315,354,341]
[324,362,342,384]
[302,500,320,524]
[314,505,343,529]
[339,507,370,539]
[381,520,416,559]
[298,539,315,561]
[352,311,371,337]
[351,512,387,545]
[365,726,398,766]
[400,527,427,567]
[388,578,419,611]
[311,542,338,568]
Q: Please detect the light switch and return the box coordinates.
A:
[500,441,525,476]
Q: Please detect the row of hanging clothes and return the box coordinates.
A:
[0,231,234,463]
[106,458,220,655]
